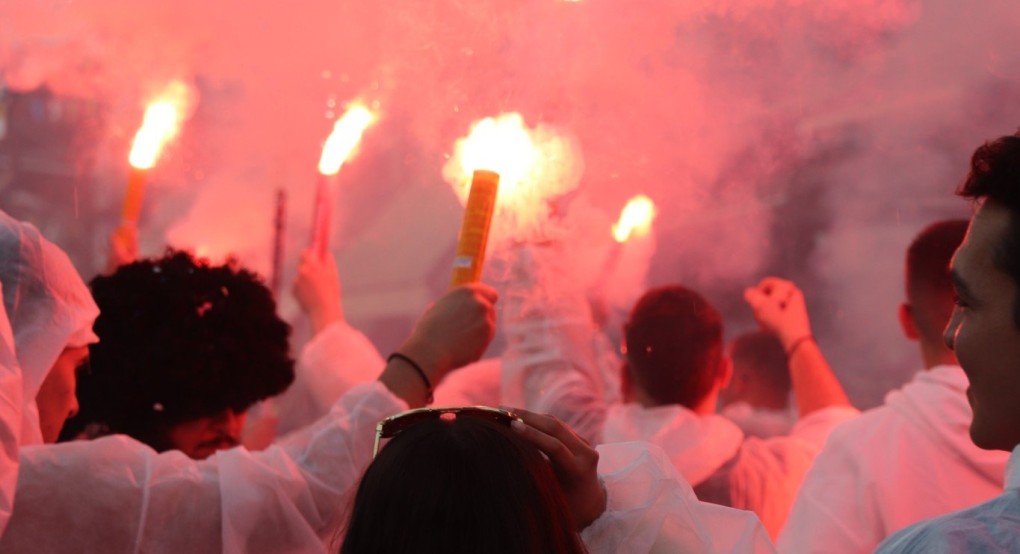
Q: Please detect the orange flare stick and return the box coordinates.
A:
[450,170,500,287]
[121,167,147,225]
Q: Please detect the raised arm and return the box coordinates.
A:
[0,284,498,553]
[292,249,345,335]
[274,249,385,435]
[501,245,610,445]
[744,277,851,417]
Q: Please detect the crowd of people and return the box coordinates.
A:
[0,131,1019,552]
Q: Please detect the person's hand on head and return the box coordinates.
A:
[107,224,139,274]
[510,408,607,531]
[292,249,344,334]
[744,276,812,350]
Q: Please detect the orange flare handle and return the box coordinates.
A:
[450,170,499,288]
[122,168,147,224]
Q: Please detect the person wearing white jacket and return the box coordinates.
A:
[0,208,500,552]
[778,219,1008,554]
[873,134,1020,552]
[501,243,858,540]
[0,211,99,537]
[0,210,773,553]
[274,248,503,438]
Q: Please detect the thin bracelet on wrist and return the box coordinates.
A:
[785,335,815,358]
[387,352,434,405]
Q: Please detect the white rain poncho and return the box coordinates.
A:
[275,320,503,436]
[0,212,99,537]
[501,244,857,539]
[585,441,775,553]
[874,442,1020,554]
[274,320,386,436]
[0,381,404,553]
[779,365,1008,553]
[0,293,20,538]
[0,212,99,447]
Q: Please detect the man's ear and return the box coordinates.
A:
[718,356,734,390]
[899,302,920,341]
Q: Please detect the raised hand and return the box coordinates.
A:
[292,249,344,334]
[744,276,812,351]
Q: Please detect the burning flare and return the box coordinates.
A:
[129,81,191,170]
[443,113,583,241]
[448,113,539,201]
[318,102,377,175]
[612,194,657,243]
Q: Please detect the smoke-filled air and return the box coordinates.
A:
[2,0,1019,406]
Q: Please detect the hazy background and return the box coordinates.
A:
[3,0,1018,407]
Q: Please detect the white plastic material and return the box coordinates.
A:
[0,382,405,552]
[875,442,1020,553]
[780,365,1009,553]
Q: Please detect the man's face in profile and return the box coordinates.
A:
[945,201,1020,451]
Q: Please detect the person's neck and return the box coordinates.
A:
[920,340,958,370]
[634,387,718,416]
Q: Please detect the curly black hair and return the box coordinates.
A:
[61,249,294,450]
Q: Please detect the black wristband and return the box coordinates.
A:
[387,352,434,405]
[786,335,815,358]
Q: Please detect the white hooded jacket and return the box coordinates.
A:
[779,365,1008,553]
[0,212,99,446]
[0,212,99,537]
[500,244,856,539]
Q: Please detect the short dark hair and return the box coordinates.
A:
[729,331,791,403]
[958,133,1020,326]
[62,249,294,449]
[339,416,586,554]
[623,285,724,408]
[905,220,969,341]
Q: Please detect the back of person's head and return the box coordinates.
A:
[623,285,724,409]
[339,416,586,554]
[959,132,1020,326]
[62,249,294,450]
[904,220,969,342]
[723,331,790,410]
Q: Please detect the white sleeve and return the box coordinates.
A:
[724,405,859,539]
[499,244,611,445]
[786,406,859,447]
[501,291,609,445]
[777,422,884,554]
[0,382,404,554]
[275,321,386,436]
[582,442,776,554]
[502,317,608,445]
[0,295,21,539]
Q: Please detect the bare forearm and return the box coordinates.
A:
[787,339,851,417]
